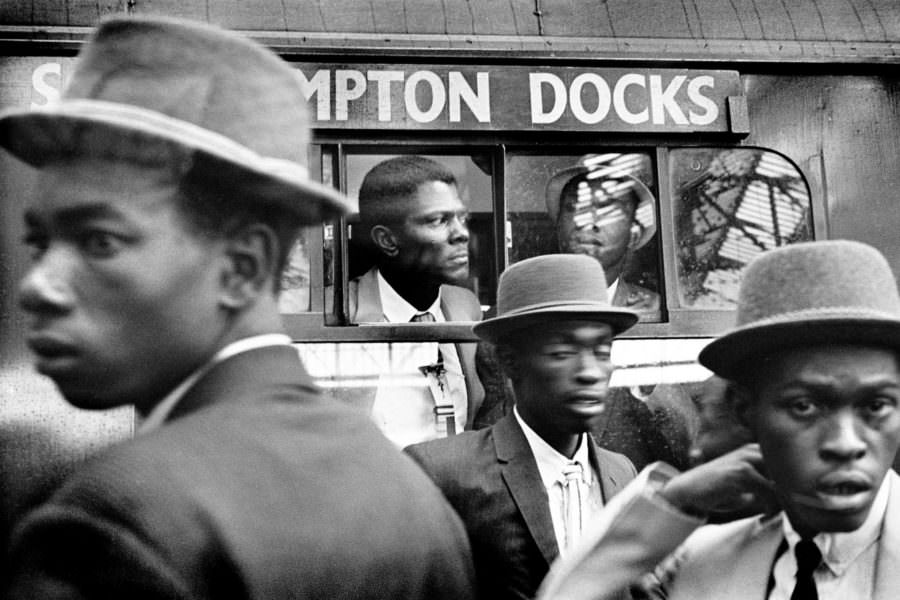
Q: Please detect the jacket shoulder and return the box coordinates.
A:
[440,284,482,320]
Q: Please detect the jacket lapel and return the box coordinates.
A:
[587,441,626,503]
[494,415,559,564]
[873,470,900,599]
[439,288,484,429]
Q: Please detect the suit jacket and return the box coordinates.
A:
[405,414,637,600]
[538,466,900,600]
[612,280,660,313]
[350,267,485,429]
[3,346,475,600]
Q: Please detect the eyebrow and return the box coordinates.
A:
[24,203,122,228]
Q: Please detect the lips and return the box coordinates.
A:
[26,333,81,375]
[790,472,875,513]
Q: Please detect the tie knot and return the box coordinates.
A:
[411,312,436,323]
[794,539,822,574]
[562,462,583,482]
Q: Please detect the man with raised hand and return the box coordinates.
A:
[539,239,900,600]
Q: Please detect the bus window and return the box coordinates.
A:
[335,152,495,322]
[506,151,662,321]
[671,148,812,308]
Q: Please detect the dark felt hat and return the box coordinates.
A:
[0,15,351,224]
[473,254,639,344]
[545,154,657,250]
[699,240,900,379]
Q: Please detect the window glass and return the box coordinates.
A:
[506,151,662,321]
[336,153,494,322]
[670,148,812,308]
[277,229,313,312]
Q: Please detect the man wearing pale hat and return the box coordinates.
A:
[406,254,638,600]
[539,239,900,600]
[0,16,474,600]
[546,154,659,312]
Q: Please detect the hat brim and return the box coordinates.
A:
[545,167,657,250]
[473,305,639,345]
[0,100,353,224]
[699,317,900,380]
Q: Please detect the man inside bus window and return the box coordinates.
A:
[539,240,900,600]
[347,155,485,445]
[546,155,660,313]
[406,254,638,600]
[0,17,474,600]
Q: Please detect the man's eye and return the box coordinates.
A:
[23,232,49,258]
[787,397,818,417]
[80,231,124,257]
[861,397,898,419]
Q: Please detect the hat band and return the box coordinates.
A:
[26,98,310,182]
[500,299,617,318]
[737,305,900,329]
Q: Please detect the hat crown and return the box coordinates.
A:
[736,240,900,326]
[63,16,309,166]
[497,254,611,316]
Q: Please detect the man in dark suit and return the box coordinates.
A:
[0,16,473,599]
[343,155,485,444]
[406,254,638,600]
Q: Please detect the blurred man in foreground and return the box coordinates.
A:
[0,16,473,599]
[539,240,900,600]
[407,254,637,600]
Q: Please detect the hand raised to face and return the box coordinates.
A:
[659,443,779,520]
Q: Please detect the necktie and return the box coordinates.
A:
[410,312,436,323]
[791,539,821,600]
[561,462,584,551]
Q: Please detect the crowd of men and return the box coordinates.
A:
[1,14,898,600]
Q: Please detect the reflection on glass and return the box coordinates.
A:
[672,148,812,308]
[277,231,311,313]
[336,153,494,322]
[296,342,467,448]
[506,152,661,320]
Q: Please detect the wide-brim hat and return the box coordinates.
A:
[0,16,352,224]
[545,154,657,250]
[473,254,639,344]
[699,240,900,380]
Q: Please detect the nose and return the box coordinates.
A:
[819,411,867,463]
[574,350,612,386]
[448,214,469,243]
[19,250,76,316]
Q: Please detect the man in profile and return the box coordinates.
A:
[546,154,659,312]
[0,16,473,599]
[347,155,484,444]
[406,254,638,600]
[540,240,900,600]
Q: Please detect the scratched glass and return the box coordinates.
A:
[670,147,813,308]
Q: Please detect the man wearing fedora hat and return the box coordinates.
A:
[538,239,900,600]
[0,16,474,600]
[406,254,638,600]
[546,154,659,313]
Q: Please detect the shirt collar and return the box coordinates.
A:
[514,406,592,488]
[607,277,619,302]
[138,333,293,434]
[782,470,892,576]
[376,269,444,323]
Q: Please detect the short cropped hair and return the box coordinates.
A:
[358,156,457,232]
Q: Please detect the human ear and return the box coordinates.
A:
[496,344,521,381]
[628,223,643,249]
[371,225,399,257]
[219,223,278,310]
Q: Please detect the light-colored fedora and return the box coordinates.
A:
[0,15,352,224]
[699,239,900,380]
[473,254,639,344]
[545,154,657,250]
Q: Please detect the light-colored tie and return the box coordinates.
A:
[410,312,436,323]
[561,462,584,551]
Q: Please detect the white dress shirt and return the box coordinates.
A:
[138,334,293,434]
[370,271,467,447]
[769,472,891,600]
[514,407,604,556]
